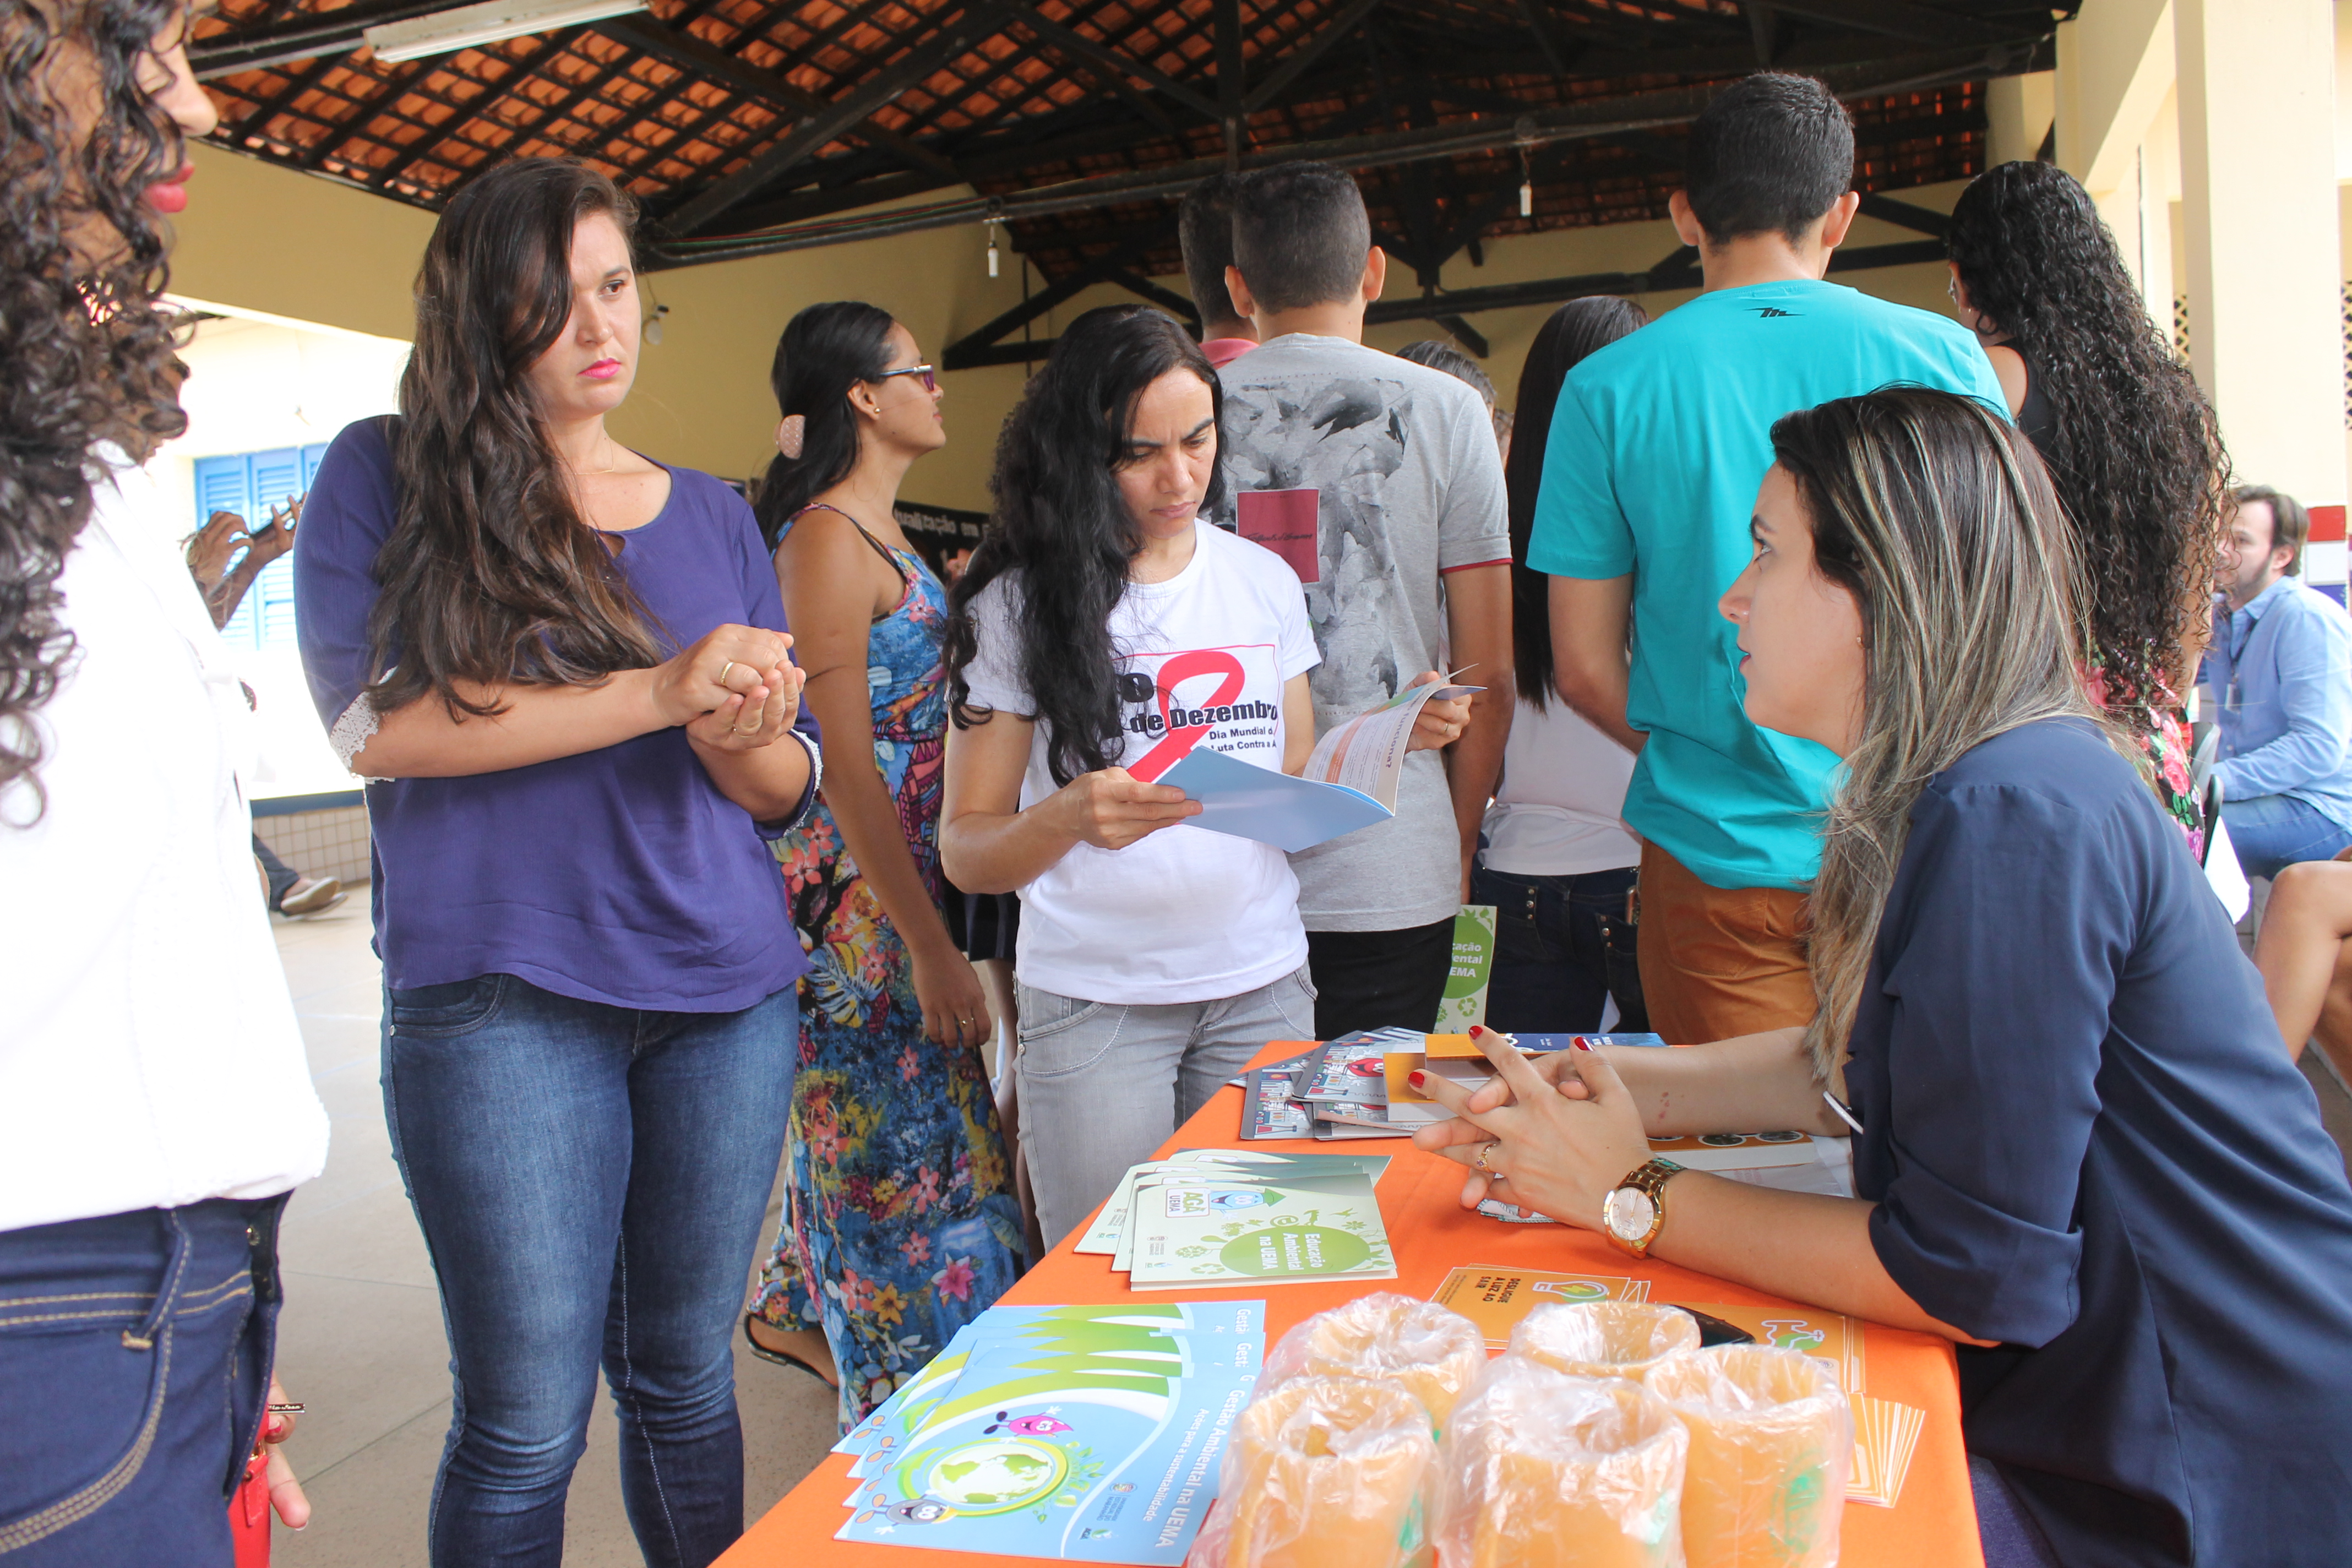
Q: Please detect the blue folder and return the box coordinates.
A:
[1157,745,1392,853]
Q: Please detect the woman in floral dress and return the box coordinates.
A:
[744,302,1022,1427]
[1945,162,2229,853]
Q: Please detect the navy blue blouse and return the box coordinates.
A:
[1850,718,2352,1567]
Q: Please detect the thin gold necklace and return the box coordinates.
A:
[570,436,622,477]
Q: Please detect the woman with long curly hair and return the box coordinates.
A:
[1413,389,2352,1568]
[0,3,329,1560]
[740,301,1020,1424]
[940,304,1466,1246]
[292,157,817,1566]
[1946,158,2230,851]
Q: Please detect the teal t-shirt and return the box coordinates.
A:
[1526,279,2006,890]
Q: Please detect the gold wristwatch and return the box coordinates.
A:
[1602,1156,1683,1259]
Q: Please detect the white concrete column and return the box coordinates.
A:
[2176,0,2347,549]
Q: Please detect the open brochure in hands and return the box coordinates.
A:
[1158,672,1482,852]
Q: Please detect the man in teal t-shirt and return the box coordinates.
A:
[1527,73,2005,1044]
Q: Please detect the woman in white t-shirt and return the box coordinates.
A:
[1479,296,1650,1031]
[940,306,1467,1245]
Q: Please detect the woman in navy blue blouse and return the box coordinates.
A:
[1414,388,2352,1566]
[293,159,819,1568]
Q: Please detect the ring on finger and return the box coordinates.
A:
[1473,1141,1498,1173]
[718,660,737,688]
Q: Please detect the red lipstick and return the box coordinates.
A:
[144,162,194,214]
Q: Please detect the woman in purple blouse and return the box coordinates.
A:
[292,159,819,1568]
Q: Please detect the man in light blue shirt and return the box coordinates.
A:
[2203,484,2352,878]
[1527,72,2005,1043]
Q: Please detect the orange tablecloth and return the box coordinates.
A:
[722,1043,1984,1568]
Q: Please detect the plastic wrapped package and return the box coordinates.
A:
[1645,1347,1853,1568]
[1432,1356,1689,1567]
[1260,1293,1490,1429]
[1510,1300,1702,1381]
[1184,1375,1438,1568]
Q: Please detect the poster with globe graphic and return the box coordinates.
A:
[835,1303,1265,1562]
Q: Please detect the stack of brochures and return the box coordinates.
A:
[1242,1028,1669,1140]
[1076,1148,1396,1290]
[833,1301,1265,1562]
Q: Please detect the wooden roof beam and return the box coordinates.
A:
[597,12,959,178]
[998,2,1222,121]
[663,4,1001,235]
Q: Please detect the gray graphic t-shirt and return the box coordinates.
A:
[1212,334,1510,931]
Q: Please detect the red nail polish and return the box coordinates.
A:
[1572,1037,1596,1052]
[1407,1070,1427,1089]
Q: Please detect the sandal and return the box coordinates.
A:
[742,1314,839,1387]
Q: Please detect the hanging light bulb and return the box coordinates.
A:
[987,219,1000,279]
[644,303,670,345]
[1517,121,1537,221]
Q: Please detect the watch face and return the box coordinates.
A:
[1604,1186,1657,1243]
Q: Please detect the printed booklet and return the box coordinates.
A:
[834,1302,1266,1563]
[1158,673,1481,853]
[1124,1169,1395,1290]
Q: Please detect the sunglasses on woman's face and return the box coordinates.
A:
[872,364,938,393]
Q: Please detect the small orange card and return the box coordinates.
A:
[1429,1264,1653,1347]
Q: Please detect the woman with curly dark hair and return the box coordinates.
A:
[0,3,330,1560]
[939,304,1466,1246]
[293,157,817,1566]
[1947,159,2231,850]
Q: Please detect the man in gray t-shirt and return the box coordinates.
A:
[1211,162,1513,1037]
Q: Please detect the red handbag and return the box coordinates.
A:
[231,1447,271,1567]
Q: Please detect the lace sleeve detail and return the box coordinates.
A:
[329,694,386,781]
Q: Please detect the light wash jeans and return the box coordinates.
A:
[2222,792,2352,880]
[382,972,796,1568]
[1015,966,1317,1248]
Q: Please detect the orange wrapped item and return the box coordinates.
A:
[1511,1300,1701,1381]
[1645,1347,1852,1568]
[1432,1355,1688,1567]
[1184,1375,1436,1568]
[1260,1293,1489,1429]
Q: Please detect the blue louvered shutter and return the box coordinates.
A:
[195,454,259,650]
[245,448,304,651]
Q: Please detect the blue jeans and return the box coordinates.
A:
[0,1196,286,1566]
[2222,793,2352,880]
[1471,863,1641,1033]
[383,973,795,1568]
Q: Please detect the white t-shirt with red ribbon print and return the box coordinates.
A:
[963,520,1319,1004]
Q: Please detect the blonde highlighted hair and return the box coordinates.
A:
[1773,388,2135,1075]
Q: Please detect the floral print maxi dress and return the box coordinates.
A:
[748,515,1023,1429]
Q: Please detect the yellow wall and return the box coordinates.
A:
[172,141,1972,513]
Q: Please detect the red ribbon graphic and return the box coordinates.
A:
[1126,649,1248,781]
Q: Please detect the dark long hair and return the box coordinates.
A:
[1947,160,2229,716]
[369,157,660,718]
[1505,296,1647,709]
[752,300,896,551]
[2,0,190,817]
[943,304,1226,786]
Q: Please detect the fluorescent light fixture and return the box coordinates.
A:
[363,0,647,63]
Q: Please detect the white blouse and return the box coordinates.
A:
[0,453,330,1233]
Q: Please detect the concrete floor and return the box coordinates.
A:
[264,907,839,1567]
[257,894,2352,1565]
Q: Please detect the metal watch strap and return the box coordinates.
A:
[1610,1156,1684,1259]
